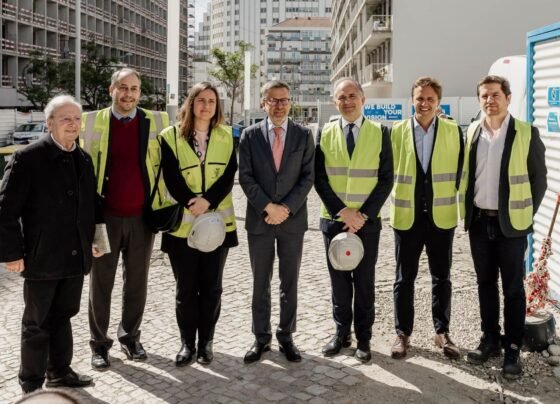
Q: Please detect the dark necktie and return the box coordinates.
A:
[346,123,355,158]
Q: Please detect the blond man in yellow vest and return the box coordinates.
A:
[315,78,393,363]
[461,76,546,379]
[80,68,169,370]
[390,77,464,360]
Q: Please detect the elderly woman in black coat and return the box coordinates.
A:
[0,94,103,394]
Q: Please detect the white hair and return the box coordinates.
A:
[44,95,82,119]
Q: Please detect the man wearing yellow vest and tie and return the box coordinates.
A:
[315,77,393,363]
[461,76,546,379]
[80,68,169,369]
[390,77,464,360]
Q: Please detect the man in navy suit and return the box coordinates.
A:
[239,80,315,363]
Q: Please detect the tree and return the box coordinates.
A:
[210,41,258,124]
[80,42,119,110]
[17,51,74,109]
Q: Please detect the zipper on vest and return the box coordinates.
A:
[201,160,206,193]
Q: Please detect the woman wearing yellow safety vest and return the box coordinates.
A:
[158,82,238,366]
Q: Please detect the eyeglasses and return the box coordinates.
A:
[265,98,291,106]
[55,116,81,125]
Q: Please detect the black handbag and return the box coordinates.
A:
[146,128,183,233]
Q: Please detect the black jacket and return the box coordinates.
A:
[314,119,393,234]
[0,135,97,279]
[464,116,547,237]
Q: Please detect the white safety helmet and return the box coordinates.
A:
[328,232,364,271]
[187,212,226,252]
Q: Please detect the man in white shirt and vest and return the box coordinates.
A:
[461,75,547,379]
[390,77,464,360]
[315,77,393,363]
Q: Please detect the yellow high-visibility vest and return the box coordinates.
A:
[319,119,382,220]
[390,118,461,230]
[159,124,237,238]
[459,119,533,230]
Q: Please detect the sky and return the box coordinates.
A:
[193,0,210,26]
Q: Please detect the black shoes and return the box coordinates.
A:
[502,344,523,379]
[243,341,271,364]
[322,334,352,356]
[355,340,371,363]
[197,341,214,365]
[279,340,302,362]
[467,334,502,364]
[121,341,147,361]
[91,347,110,370]
[45,369,93,388]
[175,343,196,367]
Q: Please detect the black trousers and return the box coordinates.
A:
[88,215,155,350]
[468,213,527,347]
[167,240,229,346]
[393,212,454,336]
[248,230,304,344]
[19,276,84,393]
[323,230,379,342]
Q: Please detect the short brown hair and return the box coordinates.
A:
[261,80,291,100]
[477,75,512,97]
[411,77,442,100]
[178,81,224,140]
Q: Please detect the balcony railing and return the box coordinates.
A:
[1,75,14,88]
[360,63,393,84]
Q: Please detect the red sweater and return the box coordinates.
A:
[104,115,145,216]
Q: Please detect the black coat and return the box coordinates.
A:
[463,116,547,237]
[0,135,97,280]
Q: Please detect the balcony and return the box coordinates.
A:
[360,62,393,84]
[1,75,14,88]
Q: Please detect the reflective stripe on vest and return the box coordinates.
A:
[390,118,461,230]
[80,107,169,195]
[160,124,237,238]
[459,119,533,231]
[319,119,382,220]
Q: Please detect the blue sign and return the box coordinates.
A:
[547,112,560,133]
[548,87,560,107]
[363,104,403,121]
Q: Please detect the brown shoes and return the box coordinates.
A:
[391,335,410,359]
[434,333,460,359]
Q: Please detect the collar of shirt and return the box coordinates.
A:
[413,115,436,134]
[341,116,364,130]
[50,133,76,152]
[111,107,138,121]
[267,117,288,134]
[481,113,510,139]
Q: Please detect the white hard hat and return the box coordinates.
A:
[187,212,226,252]
[328,232,364,271]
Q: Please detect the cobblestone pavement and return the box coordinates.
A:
[1,182,560,403]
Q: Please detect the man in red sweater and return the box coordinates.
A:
[81,68,169,370]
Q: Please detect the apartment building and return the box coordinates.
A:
[266,17,331,121]
[330,0,392,98]
[330,0,560,99]
[203,0,332,112]
[0,0,195,108]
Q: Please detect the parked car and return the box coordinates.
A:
[11,121,48,145]
[232,117,265,146]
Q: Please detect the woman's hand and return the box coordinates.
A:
[188,197,210,217]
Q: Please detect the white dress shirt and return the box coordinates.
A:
[341,116,364,143]
[474,114,511,210]
[413,116,436,173]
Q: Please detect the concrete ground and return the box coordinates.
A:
[1,183,560,403]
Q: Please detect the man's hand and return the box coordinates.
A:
[5,259,24,273]
[92,246,105,258]
[339,207,366,233]
[264,203,290,225]
[188,197,211,217]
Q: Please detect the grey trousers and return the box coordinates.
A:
[248,230,304,344]
[88,215,154,351]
